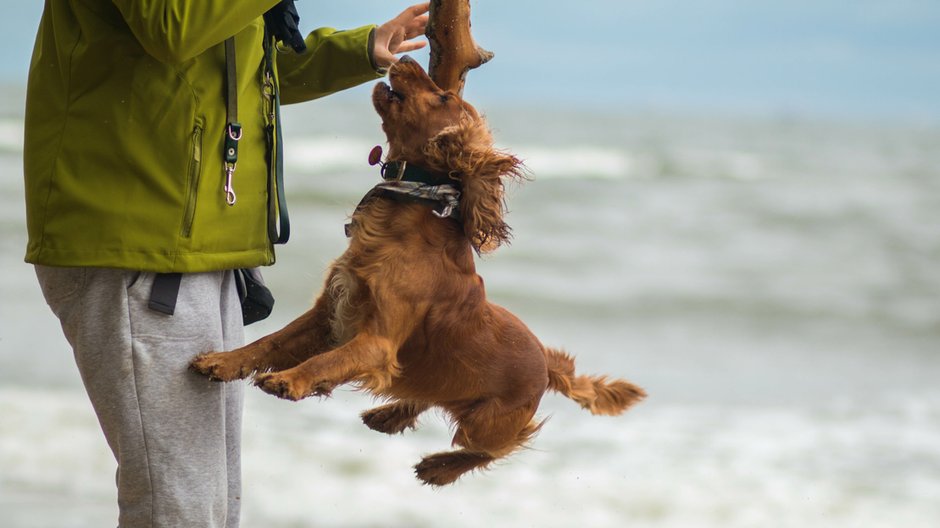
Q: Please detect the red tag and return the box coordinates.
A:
[368,146,383,166]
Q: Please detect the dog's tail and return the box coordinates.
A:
[544,347,646,416]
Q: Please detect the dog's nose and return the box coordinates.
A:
[398,55,416,64]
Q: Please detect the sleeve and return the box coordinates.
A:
[276,25,386,105]
[111,0,281,63]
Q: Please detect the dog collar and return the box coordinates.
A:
[344,150,463,238]
[369,145,457,187]
[381,160,456,187]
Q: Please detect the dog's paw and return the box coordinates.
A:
[361,404,420,434]
[254,372,300,400]
[254,372,336,401]
[414,451,492,486]
[190,352,254,382]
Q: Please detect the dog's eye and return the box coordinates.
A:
[439,94,450,104]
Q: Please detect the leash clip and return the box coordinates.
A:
[224,163,237,206]
[223,123,241,206]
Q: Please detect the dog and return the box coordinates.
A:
[191,56,646,486]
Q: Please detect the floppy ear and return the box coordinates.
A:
[424,120,525,253]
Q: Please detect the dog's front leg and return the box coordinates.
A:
[254,332,401,401]
[191,280,339,382]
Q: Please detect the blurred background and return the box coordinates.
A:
[1,2,939,527]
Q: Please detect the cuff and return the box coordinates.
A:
[368,28,388,75]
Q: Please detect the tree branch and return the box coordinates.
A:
[426,0,494,95]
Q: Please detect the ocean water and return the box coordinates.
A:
[1,83,940,527]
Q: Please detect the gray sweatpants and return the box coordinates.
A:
[35,266,245,528]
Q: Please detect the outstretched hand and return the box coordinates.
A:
[373,3,430,69]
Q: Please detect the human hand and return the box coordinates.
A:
[373,3,430,69]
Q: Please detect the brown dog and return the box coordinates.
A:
[191,57,645,486]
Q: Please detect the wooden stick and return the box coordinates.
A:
[426,0,494,95]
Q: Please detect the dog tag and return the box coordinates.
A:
[368,146,383,166]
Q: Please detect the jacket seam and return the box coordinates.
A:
[33,24,84,262]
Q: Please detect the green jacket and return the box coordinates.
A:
[24,0,383,272]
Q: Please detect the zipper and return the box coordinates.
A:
[181,123,203,238]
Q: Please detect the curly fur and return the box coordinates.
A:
[422,120,526,253]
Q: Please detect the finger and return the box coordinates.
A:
[400,4,429,26]
[394,41,427,55]
[408,15,429,34]
[404,27,427,41]
[408,2,430,17]
[398,18,428,41]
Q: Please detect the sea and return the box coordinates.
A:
[1,77,939,527]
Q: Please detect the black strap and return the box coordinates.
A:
[381,160,455,186]
[222,38,241,206]
[224,38,238,125]
[270,86,290,244]
[148,273,182,315]
[264,34,291,244]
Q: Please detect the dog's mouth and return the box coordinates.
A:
[377,82,404,103]
[374,56,425,110]
[372,81,406,118]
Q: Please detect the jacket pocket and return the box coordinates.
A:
[181,122,204,238]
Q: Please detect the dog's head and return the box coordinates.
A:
[372,57,524,253]
[372,56,481,161]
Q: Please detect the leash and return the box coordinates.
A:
[222,37,241,206]
[262,31,291,244]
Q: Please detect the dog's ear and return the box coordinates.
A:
[460,149,524,253]
[424,120,525,253]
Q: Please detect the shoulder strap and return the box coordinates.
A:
[223,37,241,206]
[225,38,238,126]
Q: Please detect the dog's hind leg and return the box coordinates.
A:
[361,401,431,434]
[191,271,342,382]
[414,398,542,486]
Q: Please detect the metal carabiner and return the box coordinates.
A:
[224,164,237,205]
[227,123,243,142]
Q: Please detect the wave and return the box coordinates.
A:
[514,145,634,180]
[281,134,776,182]
[3,386,939,527]
[284,135,375,174]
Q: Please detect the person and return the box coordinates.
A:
[23,1,429,527]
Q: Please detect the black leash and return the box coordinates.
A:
[263,35,291,244]
[222,37,241,206]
